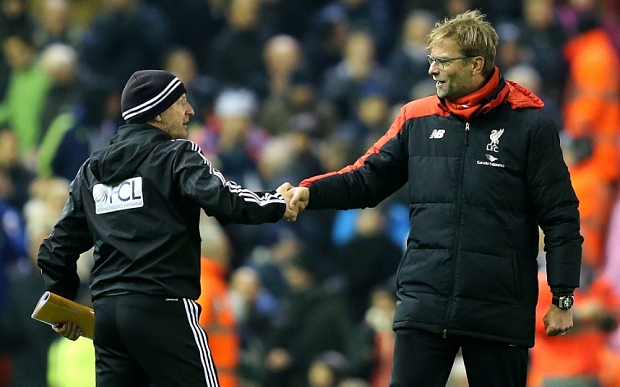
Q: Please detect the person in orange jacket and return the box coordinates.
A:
[528,262,620,387]
[196,215,239,387]
[562,10,620,269]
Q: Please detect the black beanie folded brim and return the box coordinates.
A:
[121,70,187,124]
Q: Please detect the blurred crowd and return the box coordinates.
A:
[0,0,619,386]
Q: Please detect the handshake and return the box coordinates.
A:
[276,182,310,222]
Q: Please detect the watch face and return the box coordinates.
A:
[560,296,574,310]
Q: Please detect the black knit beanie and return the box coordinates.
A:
[121,70,187,124]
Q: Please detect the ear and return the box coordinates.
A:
[471,56,485,76]
[154,114,163,122]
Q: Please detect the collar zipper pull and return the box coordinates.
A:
[465,123,470,146]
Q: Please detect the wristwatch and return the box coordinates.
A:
[552,294,574,310]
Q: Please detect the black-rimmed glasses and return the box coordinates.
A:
[426,55,475,69]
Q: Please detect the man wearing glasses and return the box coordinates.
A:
[288,10,582,387]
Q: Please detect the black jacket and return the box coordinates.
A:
[38,124,286,301]
[301,77,583,347]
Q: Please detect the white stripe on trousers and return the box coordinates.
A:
[183,299,220,386]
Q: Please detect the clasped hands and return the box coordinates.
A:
[276,183,309,222]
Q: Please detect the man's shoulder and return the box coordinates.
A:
[400,96,447,120]
[168,138,204,153]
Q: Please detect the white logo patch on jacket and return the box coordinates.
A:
[486,128,504,152]
[94,177,144,214]
[429,129,445,139]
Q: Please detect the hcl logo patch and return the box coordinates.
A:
[429,129,445,139]
[94,177,144,214]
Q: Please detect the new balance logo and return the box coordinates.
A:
[429,129,445,139]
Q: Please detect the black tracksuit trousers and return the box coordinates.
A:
[93,294,219,387]
[390,328,528,387]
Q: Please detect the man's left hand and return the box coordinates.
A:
[543,305,573,336]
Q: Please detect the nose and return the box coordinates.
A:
[428,62,439,76]
[186,102,195,116]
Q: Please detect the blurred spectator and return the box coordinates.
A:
[207,0,267,93]
[519,0,569,105]
[529,261,620,387]
[263,250,352,387]
[196,214,239,387]
[259,71,338,138]
[257,136,296,190]
[0,126,34,211]
[259,0,328,40]
[0,30,51,161]
[21,178,95,387]
[24,177,70,225]
[285,113,325,182]
[0,0,35,99]
[164,47,219,126]
[336,81,392,157]
[561,133,614,270]
[338,378,370,387]
[37,86,121,181]
[302,4,350,83]
[0,177,67,387]
[78,0,171,90]
[317,132,358,173]
[307,350,348,387]
[38,43,82,140]
[145,0,227,74]
[318,0,394,62]
[404,78,438,109]
[561,9,620,269]
[334,207,402,323]
[190,88,268,190]
[330,198,408,250]
[386,10,436,104]
[444,0,473,18]
[261,35,305,103]
[47,336,95,387]
[33,0,82,50]
[321,29,393,120]
[603,195,620,353]
[245,225,303,299]
[0,0,34,42]
[494,21,524,73]
[228,266,281,386]
[0,169,29,326]
[600,0,620,53]
[346,284,396,387]
[504,64,563,128]
[562,7,620,184]
[475,0,523,23]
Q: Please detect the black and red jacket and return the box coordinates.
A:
[301,74,582,347]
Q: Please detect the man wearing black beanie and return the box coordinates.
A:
[37,69,300,387]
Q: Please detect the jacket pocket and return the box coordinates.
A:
[454,250,518,303]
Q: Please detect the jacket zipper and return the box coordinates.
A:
[464,122,470,146]
[443,122,470,338]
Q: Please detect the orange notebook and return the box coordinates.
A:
[31,291,95,339]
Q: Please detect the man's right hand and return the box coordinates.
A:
[52,322,82,341]
[276,182,299,221]
[289,186,309,214]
